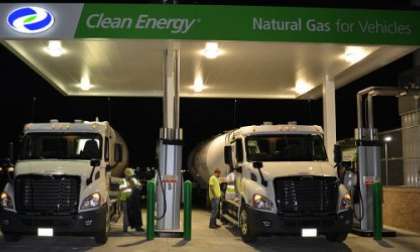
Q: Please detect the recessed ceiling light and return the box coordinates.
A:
[292,80,313,95]
[79,75,93,91]
[384,136,392,142]
[342,46,368,64]
[201,42,221,59]
[44,40,65,57]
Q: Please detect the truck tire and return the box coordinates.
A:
[94,225,109,245]
[239,204,257,243]
[95,210,110,245]
[326,232,348,243]
[95,225,109,245]
[2,232,21,242]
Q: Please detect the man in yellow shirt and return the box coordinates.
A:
[209,168,221,229]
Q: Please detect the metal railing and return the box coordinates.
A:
[146,180,192,241]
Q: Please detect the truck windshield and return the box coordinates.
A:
[21,133,102,160]
[246,134,327,162]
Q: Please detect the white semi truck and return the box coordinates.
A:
[189,123,353,242]
[0,120,128,244]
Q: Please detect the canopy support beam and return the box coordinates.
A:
[323,75,336,162]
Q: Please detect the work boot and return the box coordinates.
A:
[209,219,218,229]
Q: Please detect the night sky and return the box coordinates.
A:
[0,1,417,172]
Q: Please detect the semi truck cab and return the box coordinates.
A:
[0,120,128,244]
[220,124,353,242]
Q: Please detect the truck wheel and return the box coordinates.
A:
[95,210,110,245]
[239,205,257,243]
[95,222,110,245]
[326,233,348,243]
[94,229,108,245]
[2,232,21,242]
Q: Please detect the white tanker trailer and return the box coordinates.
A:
[188,133,231,189]
[0,120,128,244]
[189,123,353,243]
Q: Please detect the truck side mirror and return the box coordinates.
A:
[87,159,101,185]
[90,159,100,167]
[252,161,267,187]
[224,146,233,165]
[334,144,342,164]
[253,161,263,169]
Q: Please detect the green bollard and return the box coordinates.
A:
[147,180,155,240]
[183,180,192,241]
[373,182,383,240]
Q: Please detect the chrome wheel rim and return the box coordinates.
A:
[240,209,248,235]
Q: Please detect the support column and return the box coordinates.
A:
[323,75,336,162]
[157,48,183,231]
[163,49,180,129]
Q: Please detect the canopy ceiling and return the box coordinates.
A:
[2,39,417,99]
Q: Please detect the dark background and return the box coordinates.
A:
[0,1,417,170]
[4,0,420,10]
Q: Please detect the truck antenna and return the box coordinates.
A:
[233,99,239,128]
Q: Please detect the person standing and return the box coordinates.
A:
[209,168,221,229]
[120,168,144,232]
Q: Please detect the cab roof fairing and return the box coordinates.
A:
[23,122,110,135]
[235,124,324,137]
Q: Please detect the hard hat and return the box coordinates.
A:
[124,168,135,177]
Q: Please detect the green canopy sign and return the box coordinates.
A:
[1,4,420,45]
[76,4,420,45]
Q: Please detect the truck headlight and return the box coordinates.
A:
[252,194,273,210]
[340,192,352,210]
[0,192,13,210]
[81,192,101,210]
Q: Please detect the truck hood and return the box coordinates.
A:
[15,160,93,180]
[258,161,337,180]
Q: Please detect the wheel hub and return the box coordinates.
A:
[240,210,248,235]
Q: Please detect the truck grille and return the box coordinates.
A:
[15,175,80,215]
[274,176,338,215]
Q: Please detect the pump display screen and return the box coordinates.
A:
[246,134,327,162]
[21,133,102,160]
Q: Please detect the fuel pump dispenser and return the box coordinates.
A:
[352,86,401,236]
[352,128,382,234]
[156,128,183,233]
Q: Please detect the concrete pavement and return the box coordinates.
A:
[1,209,420,252]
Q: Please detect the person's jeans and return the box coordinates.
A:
[209,198,220,227]
[127,187,143,230]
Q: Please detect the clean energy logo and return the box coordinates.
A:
[7,7,54,34]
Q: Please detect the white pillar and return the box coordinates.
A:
[163,49,180,130]
[323,75,336,162]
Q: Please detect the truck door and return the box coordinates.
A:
[234,138,245,196]
[104,137,111,189]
